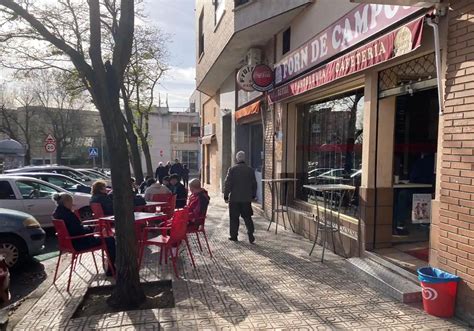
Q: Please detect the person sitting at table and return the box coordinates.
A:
[163,176,171,189]
[187,179,210,221]
[131,177,139,194]
[169,174,187,208]
[139,175,153,194]
[53,192,116,276]
[90,180,114,216]
[144,177,171,201]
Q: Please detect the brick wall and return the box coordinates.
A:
[433,0,474,323]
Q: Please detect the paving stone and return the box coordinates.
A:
[10,198,468,330]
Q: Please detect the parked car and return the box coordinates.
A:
[0,208,45,269]
[76,169,112,186]
[5,166,93,185]
[6,172,91,194]
[77,168,110,179]
[0,176,93,227]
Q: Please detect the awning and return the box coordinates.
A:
[200,134,215,145]
[235,100,261,122]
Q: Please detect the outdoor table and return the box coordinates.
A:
[98,212,169,241]
[135,201,168,213]
[262,178,298,234]
[303,184,356,262]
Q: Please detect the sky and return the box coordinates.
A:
[145,0,196,111]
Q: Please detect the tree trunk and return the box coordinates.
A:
[94,94,145,308]
[140,138,153,177]
[24,147,31,166]
[126,130,144,183]
[56,143,63,165]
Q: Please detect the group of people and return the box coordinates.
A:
[154,159,190,187]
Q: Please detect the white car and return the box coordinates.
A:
[5,166,94,186]
[0,176,92,228]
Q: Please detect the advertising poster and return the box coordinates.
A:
[412,194,432,224]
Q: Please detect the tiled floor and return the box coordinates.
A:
[12,199,467,330]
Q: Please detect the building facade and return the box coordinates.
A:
[196,0,474,322]
[145,105,200,175]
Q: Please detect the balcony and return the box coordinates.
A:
[197,0,313,96]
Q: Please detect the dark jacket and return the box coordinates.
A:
[169,182,187,208]
[224,161,257,202]
[155,166,168,181]
[90,193,114,216]
[53,205,97,250]
[169,163,184,177]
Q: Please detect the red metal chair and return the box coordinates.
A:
[151,194,176,219]
[187,216,213,258]
[138,209,195,277]
[90,203,105,218]
[52,219,114,292]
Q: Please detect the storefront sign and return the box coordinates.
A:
[269,15,424,104]
[236,65,256,92]
[274,4,422,85]
[252,64,274,92]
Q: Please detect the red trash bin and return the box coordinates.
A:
[418,267,461,318]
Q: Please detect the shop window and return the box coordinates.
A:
[296,89,364,217]
[172,150,199,172]
[282,27,291,55]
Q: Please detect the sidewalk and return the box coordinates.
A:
[10,199,467,330]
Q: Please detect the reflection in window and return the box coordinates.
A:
[297,89,364,217]
[16,180,58,199]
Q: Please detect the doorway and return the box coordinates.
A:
[250,124,263,204]
[375,88,439,273]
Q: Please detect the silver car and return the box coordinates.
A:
[0,208,45,269]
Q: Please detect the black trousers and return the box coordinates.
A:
[229,202,254,238]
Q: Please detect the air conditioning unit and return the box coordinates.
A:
[246,48,262,66]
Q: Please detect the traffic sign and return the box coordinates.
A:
[89,147,99,158]
[44,134,56,143]
[44,142,56,153]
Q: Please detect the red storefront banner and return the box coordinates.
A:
[268,15,424,104]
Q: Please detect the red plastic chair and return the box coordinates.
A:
[138,209,195,277]
[187,216,213,258]
[90,203,105,218]
[52,219,114,292]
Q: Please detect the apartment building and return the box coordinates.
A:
[196,0,474,322]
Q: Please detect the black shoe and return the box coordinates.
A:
[228,237,238,242]
[248,233,255,244]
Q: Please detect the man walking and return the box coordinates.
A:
[224,151,257,243]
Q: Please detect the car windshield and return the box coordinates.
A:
[46,176,80,191]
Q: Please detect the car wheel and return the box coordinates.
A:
[0,236,27,270]
[79,207,93,221]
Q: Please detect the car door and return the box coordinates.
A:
[0,180,25,211]
[15,179,58,227]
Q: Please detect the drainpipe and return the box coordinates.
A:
[426,15,444,115]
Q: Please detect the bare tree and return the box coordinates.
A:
[0,87,39,165]
[0,0,144,307]
[121,25,168,177]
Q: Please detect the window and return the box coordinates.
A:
[296,89,364,217]
[0,181,16,199]
[234,0,249,7]
[214,0,225,25]
[45,176,79,191]
[16,180,58,199]
[198,11,204,57]
[172,150,199,172]
[282,27,291,55]
[171,122,199,144]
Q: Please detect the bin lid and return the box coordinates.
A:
[417,267,461,284]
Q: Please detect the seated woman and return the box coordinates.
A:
[168,174,187,208]
[187,179,210,223]
[90,180,114,216]
[52,192,115,276]
[144,178,171,201]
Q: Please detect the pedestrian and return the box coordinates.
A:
[182,164,190,188]
[53,192,115,276]
[165,161,171,177]
[169,159,184,181]
[155,162,168,184]
[139,175,152,193]
[169,173,187,208]
[144,177,171,201]
[224,151,257,243]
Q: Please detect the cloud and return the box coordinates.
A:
[156,66,196,109]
